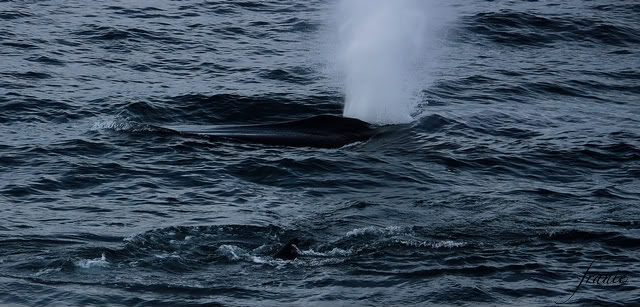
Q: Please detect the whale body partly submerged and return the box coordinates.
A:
[273,238,300,260]
[170,115,379,148]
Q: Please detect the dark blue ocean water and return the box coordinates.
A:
[1,0,639,306]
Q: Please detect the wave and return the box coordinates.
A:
[113,94,341,124]
[73,25,182,45]
[459,10,640,47]
[0,10,32,20]
[0,224,465,272]
[541,228,640,249]
[0,93,93,123]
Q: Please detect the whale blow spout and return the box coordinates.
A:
[337,0,432,124]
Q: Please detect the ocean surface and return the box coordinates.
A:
[1,0,639,306]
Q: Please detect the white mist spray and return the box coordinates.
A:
[336,0,436,124]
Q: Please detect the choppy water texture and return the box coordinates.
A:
[1,0,639,306]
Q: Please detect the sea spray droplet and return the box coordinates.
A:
[337,0,436,124]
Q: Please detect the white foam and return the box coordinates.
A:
[300,247,353,257]
[345,225,410,237]
[34,267,61,276]
[217,244,244,261]
[153,253,181,259]
[394,239,466,249]
[75,253,109,269]
[432,240,466,248]
[250,254,345,268]
[90,117,133,131]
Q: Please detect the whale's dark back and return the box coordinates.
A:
[172,115,378,148]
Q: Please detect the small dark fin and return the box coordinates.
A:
[274,238,299,260]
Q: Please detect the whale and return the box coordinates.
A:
[273,238,300,260]
[169,114,380,148]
